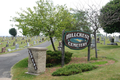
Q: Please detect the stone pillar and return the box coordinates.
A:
[26,47,47,75]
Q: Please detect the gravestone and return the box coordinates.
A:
[7,49,11,52]
[39,41,41,43]
[91,39,95,48]
[96,38,100,43]
[107,37,118,45]
[27,42,30,47]
[25,37,27,40]
[21,42,22,44]
[13,42,15,46]
[7,40,9,44]
[6,44,9,47]
[12,37,14,40]
[104,38,105,45]
[109,36,112,41]
[15,39,17,42]
[15,44,19,50]
[34,41,36,45]
[26,40,27,43]
[114,36,120,42]
[42,38,44,41]
[101,36,104,41]
[1,47,6,53]
[28,39,30,42]
[22,37,24,40]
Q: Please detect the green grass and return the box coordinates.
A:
[91,61,108,65]
[11,37,120,80]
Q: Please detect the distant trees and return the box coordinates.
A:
[99,0,120,33]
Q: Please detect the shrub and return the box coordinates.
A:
[52,63,98,76]
[46,50,73,67]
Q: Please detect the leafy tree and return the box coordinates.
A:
[9,28,17,37]
[99,0,120,33]
[10,0,76,51]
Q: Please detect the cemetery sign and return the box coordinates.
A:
[63,31,91,50]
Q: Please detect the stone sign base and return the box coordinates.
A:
[26,47,47,75]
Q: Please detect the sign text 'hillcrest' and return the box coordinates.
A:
[64,31,91,50]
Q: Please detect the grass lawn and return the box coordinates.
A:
[0,36,48,55]
[11,38,120,80]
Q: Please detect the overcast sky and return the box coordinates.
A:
[1,0,118,36]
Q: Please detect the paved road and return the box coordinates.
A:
[0,40,52,78]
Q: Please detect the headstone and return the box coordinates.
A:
[7,49,11,52]
[21,42,22,44]
[114,36,120,42]
[42,38,44,41]
[15,39,17,42]
[6,44,9,47]
[28,39,30,42]
[27,42,30,47]
[25,37,27,40]
[91,39,95,48]
[1,47,6,53]
[7,41,9,44]
[15,44,19,50]
[101,36,104,41]
[26,40,27,43]
[37,41,39,44]
[12,37,14,40]
[34,41,36,45]
[107,37,118,45]
[109,36,112,41]
[22,37,24,40]
[104,38,105,45]
[96,38,100,43]
[13,42,15,46]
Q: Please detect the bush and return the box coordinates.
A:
[46,50,73,67]
[52,63,98,76]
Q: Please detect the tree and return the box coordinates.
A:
[11,0,76,51]
[99,0,120,33]
[71,10,92,33]
[9,28,17,37]
[74,2,102,58]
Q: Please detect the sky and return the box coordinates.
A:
[0,0,118,37]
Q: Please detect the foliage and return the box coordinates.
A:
[99,0,120,33]
[46,50,73,67]
[72,10,92,33]
[52,63,97,76]
[9,28,17,37]
[11,0,76,51]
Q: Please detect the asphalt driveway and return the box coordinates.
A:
[0,40,52,79]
